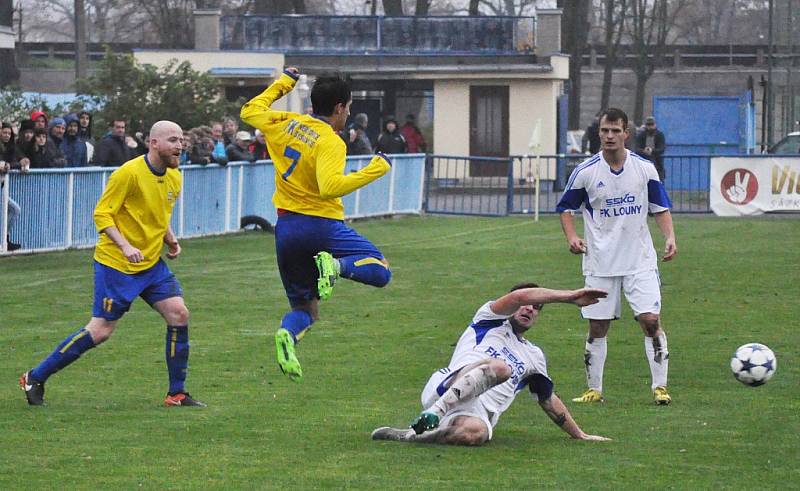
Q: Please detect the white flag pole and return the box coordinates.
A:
[528,118,543,222]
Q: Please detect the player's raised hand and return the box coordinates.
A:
[571,288,607,307]
[662,236,677,262]
[285,66,299,76]
[567,236,587,255]
[122,244,144,263]
[166,240,181,260]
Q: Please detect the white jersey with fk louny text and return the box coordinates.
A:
[556,150,672,277]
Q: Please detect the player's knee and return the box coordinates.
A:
[171,305,190,326]
[638,313,660,335]
[458,425,490,446]
[373,266,392,288]
[488,359,512,382]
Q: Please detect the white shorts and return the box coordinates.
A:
[581,269,662,320]
[420,367,496,440]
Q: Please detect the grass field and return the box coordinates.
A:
[1,215,798,489]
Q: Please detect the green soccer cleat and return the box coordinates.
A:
[275,328,302,381]
[314,251,338,300]
[653,386,672,405]
[410,411,440,435]
[571,388,604,403]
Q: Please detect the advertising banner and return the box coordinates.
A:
[710,157,800,216]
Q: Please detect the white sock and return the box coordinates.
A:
[645,334,669,389]
[584,336,607,393]
[430,365,501,417]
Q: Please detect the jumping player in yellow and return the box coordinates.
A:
[241,67,392,381]
[20,121,205,407]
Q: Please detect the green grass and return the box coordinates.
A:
[1,215,798,489]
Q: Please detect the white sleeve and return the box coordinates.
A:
[472,301,509,324]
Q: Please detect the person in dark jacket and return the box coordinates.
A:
[582,112,601,154]
[61,114,89,167]
[78,110,93,141]
[48,117,66,148]
[634,116,667,181]
[226,131,255,162]
[1,122,20,167]
[375,116,407,155]
[91,120,131,167]
[346,113,372,155]
[23,128,66,168]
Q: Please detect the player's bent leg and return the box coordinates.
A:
[437,416,490,446]
[426,359,510,421]
[337,255,391,288]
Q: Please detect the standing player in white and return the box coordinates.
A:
[556,107,677,405]
[371,283,611,445]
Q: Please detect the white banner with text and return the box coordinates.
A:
[710,157,800,216]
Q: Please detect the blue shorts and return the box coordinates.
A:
[275,212,383,307]
[92,259,183,320]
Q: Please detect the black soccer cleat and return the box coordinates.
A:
[19,371,45,406]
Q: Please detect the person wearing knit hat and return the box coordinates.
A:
[30,110,48,130]
[49,117,67,147]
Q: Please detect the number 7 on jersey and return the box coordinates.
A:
[282,146,301,180]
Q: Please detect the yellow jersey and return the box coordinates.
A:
[240,72,391,220]
[93,155,181,273]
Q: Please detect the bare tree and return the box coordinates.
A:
[415,0,430,15]
[75,0,86,79]
[0,0,18,87]
[627,0,688,124]
[560,0,589,129]
[599,0,626,111]
[382,0,404,15]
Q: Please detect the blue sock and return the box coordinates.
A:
[338,255,392,287]
[281,310,314,343]
[30,328,96,382]
[166,325,189,395]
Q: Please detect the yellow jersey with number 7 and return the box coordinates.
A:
[240,72,391,220]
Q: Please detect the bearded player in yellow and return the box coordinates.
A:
[241,67,392,381]
[20,121,204,407]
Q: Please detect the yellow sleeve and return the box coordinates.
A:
[316,143,392,199]
[240,72,298,130]
[94,167,132,233]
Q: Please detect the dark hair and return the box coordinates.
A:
[33,127,48,137]
[600,107,629,129]
[509,282,539,292]
[310,74,351,116]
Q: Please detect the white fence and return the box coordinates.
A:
[0,155,425,254]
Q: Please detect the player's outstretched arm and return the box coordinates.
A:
[490,287,607,316]
[539,394,611,441]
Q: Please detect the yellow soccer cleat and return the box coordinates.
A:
[571,388,604,403]
[653,386,672,405]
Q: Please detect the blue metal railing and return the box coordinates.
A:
[220,15,535,55]
[0,155,425,254]
[422,153,759,216]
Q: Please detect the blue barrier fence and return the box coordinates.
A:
[0,155,425,254]
[424,154,724,216]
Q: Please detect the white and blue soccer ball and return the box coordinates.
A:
[730,343,777,386]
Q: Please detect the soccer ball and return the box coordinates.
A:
[730,343,777,386]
